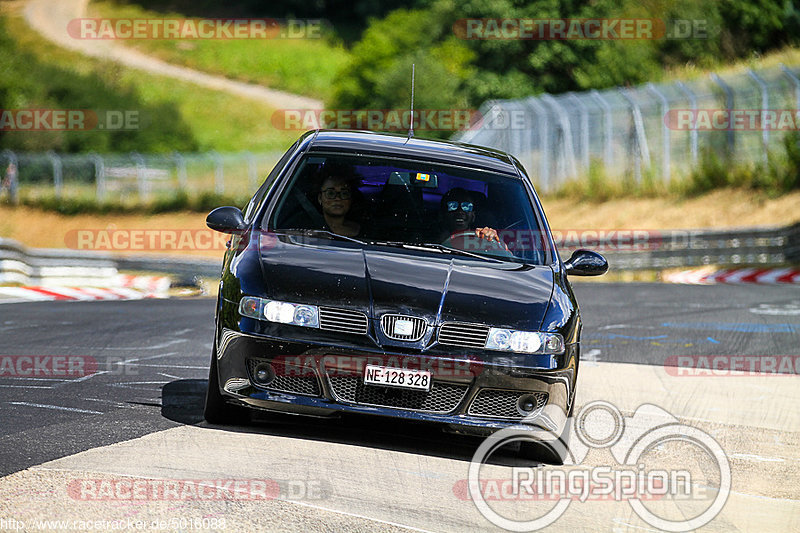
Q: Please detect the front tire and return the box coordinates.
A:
[518,399,575,465]
[204,344,250,425]
[518,424,571,465]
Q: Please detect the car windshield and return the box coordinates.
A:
[266,153,551,264]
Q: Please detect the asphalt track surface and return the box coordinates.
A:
[1,282,799,531]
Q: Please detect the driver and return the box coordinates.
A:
[315,162,361,238]
[438,188,508,251]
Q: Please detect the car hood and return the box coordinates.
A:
[257,235,554,331]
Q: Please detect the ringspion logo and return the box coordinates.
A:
[466,402,730,531]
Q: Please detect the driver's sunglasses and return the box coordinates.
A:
[447,201,473,212]
[321,188,351,200]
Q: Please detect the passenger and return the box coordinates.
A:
[316,164,361,238]
[439,187,508,250]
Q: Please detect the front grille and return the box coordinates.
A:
[438,322,490,349]
[247,358,321,396]
[327,375,467,413]
[468,389,548,419]
[380,314,427,341]
[319,307,368,335]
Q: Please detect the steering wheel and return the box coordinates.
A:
[444,229,511,254]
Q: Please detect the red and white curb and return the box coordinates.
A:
[663,267,800,284]
[116,274,171,293]
[0,276,171,303]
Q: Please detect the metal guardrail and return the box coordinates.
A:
[115,255,221,278]
[1,225,798,284]
[0,238,119,285]
[558,223,800,270]
[0,238,221,285]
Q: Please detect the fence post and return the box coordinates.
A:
[210,151,224,195]
[710,73,735,155]
[46,151,63,199]
[455,102,495,144]
[172,152,187,189]
[618,88,650,183]
[646,83,671,183]
[780,64,800,150]
[675,82,698,166]
[590,90,614,171]
[130,152,147,200]
[566,92,590,172]
[90,153,105,202]
[526,97,550,191]
[1,150,18,204]
[244,151,258,189]
[780,64,800,109]
[540,94,577,183]
[747,69,770,165]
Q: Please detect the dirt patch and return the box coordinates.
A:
[0,206,220,258]
[542,189,800,230]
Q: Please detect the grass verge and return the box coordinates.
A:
[89,0,349,102]
[553,132,800,201]
[2,6,299,152]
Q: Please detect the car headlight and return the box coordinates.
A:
[485,328,564,354]
[238,296,319,328]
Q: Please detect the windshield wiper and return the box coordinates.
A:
[418,242,502,261]
[279,228,367,246]
[371,240,499,262]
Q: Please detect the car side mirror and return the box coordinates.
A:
[206,206,246,234]
[564,249,608,276]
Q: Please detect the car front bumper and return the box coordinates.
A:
[213,326,578,438]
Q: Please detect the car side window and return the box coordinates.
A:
[243,142,299,223]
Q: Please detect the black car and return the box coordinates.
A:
[204,130,607,462]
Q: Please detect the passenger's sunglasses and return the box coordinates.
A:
[446,201,474,212]
[321,188,351,200]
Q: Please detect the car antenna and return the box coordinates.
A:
[408,63,415,139]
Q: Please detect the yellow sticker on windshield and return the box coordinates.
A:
[415,173,430,182]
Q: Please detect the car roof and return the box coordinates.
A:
[305,130,521,176]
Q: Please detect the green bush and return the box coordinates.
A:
[333,0,800,118]
[0,16,199,154]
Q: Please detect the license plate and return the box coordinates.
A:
[363,365,432,391]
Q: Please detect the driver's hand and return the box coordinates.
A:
[476,227,510,251]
